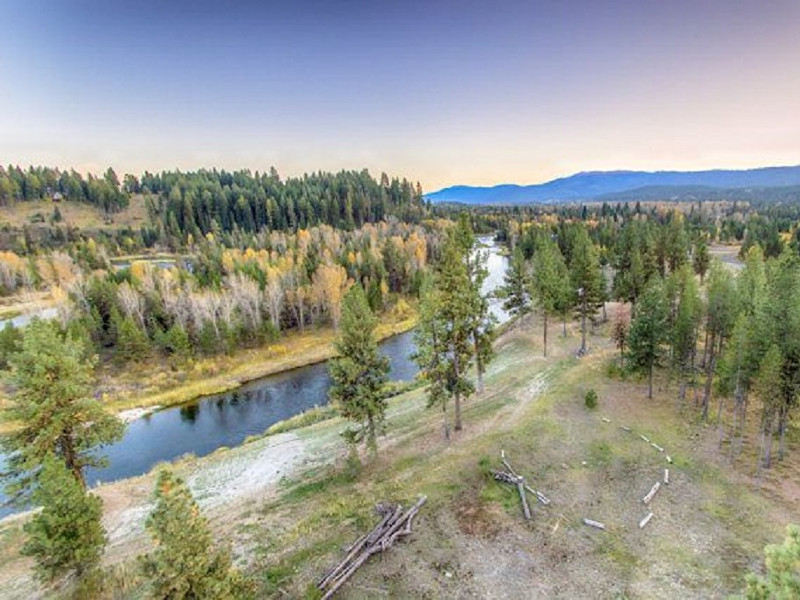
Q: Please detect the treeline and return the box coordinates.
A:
[140,168,428,240]
[1,222,442,365]
[1,166,430,254]
[0,165,128,213]
[506,209,798,472]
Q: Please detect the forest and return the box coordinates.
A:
[1,167,799,598]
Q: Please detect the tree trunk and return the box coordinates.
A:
[702,330,716,420]
[543,312,548,357]
[778,403,788,461]
[763,412,774,469]
[648,364,654,399]
[701,327,710,369]
[562,313,567,337]
[580,297,587,352]
[442,397,450,441]
[453,352,462,432]
[474,334,484,394]
[602,302,607,323]
[61,433,86,489]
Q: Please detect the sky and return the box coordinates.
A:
[1,0,799,191]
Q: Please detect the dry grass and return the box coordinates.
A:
[0,196,149,230]
[1,314,797,599]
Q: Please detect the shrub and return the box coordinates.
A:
[584,388,598,410]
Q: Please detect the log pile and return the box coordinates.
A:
[317,496,427,599]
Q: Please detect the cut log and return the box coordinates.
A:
[525,484,551,506]
[666,455,673,464]
[664,469,669,485]
[583,518,606,530]
[642,481,661,504]
[639,512,654,529]
[651,442,664,452]
[517,480,532,520]
[602,417,611,423]
[639,434,651,443]
[620,426,632,432]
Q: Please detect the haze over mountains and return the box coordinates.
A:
[426,165,800,205]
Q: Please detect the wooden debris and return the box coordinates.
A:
[602,417,611,423]
[517,480,532,520]
[642,481,661,504]
[318,496,426,599]
[639,512,654,529]
[651,442,664,452]
[639,434,651,443]
[666,455,673,464]
[664,468,669,485]
[525,484,551,506]
[620,426,632,432]
[583,518,606,530]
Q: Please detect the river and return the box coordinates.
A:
[0,237,508,518]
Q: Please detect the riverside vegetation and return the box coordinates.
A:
[1,170,799,598]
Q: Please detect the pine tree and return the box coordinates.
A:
[328,284,390,453]
[501,248,531,318]
[744,524,800,599]
[530,236,564,357]
[701,261,737,420]
[142,469,253,599]
[414,231,476,436]
[22,454,106,583]
[115,313,151,363]
[3,320,123,495]
[627,279,669,399]
[569,227,604,353]
[754,345,784,470]
[670,266,702,401]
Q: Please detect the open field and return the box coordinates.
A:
[0,196,149,231]
[0,313,796,598]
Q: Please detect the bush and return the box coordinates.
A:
[584,389,598,410]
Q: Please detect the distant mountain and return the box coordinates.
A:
[426,165,800,205]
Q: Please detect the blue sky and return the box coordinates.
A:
[1,0,798,190]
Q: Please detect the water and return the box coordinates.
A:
[0,238,508,518]
[0,307,58,329]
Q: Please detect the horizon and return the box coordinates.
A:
[2,1,799,191]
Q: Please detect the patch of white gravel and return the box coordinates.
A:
[187,432,305,510]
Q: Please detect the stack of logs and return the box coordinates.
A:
[317,496,427,599]
[491,450,550,520]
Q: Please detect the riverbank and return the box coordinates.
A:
[0,303,418,436]
[1,313,795,598]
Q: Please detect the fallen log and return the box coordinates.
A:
[642,481,661,504]
[639,434,651,443]
[639,512,654,529]
[664,469,669,485]
[525,484,551,506]
[583,518,606,530]
[620,426,632,432]
[517,480,532,520]
[666,455,672,464]
[651,442,664,453]
[602,417,611,423]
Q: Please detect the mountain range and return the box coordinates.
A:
[426,165,800,205]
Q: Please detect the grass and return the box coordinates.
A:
[0,196,149,230]
[1,314,797,598]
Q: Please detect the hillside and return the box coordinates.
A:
[1,313,794,598]
[427,165,800,205]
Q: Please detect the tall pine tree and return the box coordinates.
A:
[328,284,390,453]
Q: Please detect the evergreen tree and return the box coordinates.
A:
[142,469,253,599]
[115,313,151,362]
[693,237,710,282]
[501,248,531,318]
[627,279,669,399]
[328,284,390,453]
[671,266,702,401]
[569,227,604,353]
[744,524,800,599]
[3,320,123,495]
[414,231,476,436]
[754,345,784,470]
[530,235,563,357]
[22,454,106,584]
[701,261,737,420]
